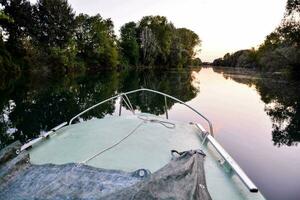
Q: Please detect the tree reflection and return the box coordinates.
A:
[0,69,198,148]
[0,71,118,148]
[118,69,199,115]
[214,67,300,147]
[256,80,300,147]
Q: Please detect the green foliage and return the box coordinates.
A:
[139,26,159,66]
[0,0,33,58]
[31,0,80,72]
[119,22,139,66]
[134,15,201,68]
[48,46,76,72]
[0,11,19,72]
[139,16,174,65]
[0,35,19,73]
[276,0,300,47]
[32,0,75,48]
[256,0,300,76]
[75,14,118,69]
[0,0,32,40]
[0,10,12,22]
[0,0,78,72]
[1,1,200,74]
[191,58,202,66]
[213,0,300,79]
[175,28,201,66]
[213,49,258,68]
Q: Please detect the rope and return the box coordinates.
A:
[81,121,144,164]
[80,115,175,164]
[137,115,175,129]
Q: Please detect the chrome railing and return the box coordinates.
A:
[197,123,258,193]
[68,88,214,135]
[21,88,213,152]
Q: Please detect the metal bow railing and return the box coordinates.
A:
[68,88,214,135]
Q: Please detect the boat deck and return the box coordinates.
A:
[29,114,265,200]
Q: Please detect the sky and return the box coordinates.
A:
[31,0,287,62]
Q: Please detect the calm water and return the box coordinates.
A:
[1,67,300,200]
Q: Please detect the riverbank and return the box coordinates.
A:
[204,65,290,82]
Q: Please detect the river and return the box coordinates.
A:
[1,67,300,200]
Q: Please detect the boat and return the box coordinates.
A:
[0,88,266,199]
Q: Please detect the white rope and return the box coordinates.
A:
[81,120,144,164]
[137,115,175,129]
[80,115,175,164]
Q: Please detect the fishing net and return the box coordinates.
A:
[0,142,211,200]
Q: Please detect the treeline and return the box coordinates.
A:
[0,0,201,74]
[213,0,300,78]
[119,18,201,68]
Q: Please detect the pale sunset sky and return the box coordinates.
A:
[31,0,287,61]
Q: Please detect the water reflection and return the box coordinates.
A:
[0,69,198,148]
[0,71,119,148]
[2,67,299,149]
[213,67,300,147]
[119,69,199,115]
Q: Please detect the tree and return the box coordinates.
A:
[0,10,12,22]
[257,0,300,75]
[139,26,158,66]
[169,34,183,68]
[138,16,174,66]
[0,0,33,56]
[176,28,201,66]
[278,0,300,46]
[212,0,299,77]
[0,4,27,74]
[119,22,139,66]
[192,58,202,66]
[0,32,18,72]
[286,0,300,14]
[0,0,32,41]
[132,15,201,68]
[213,49,258,68]
[74,14,118,68]
[32,0,75,48]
